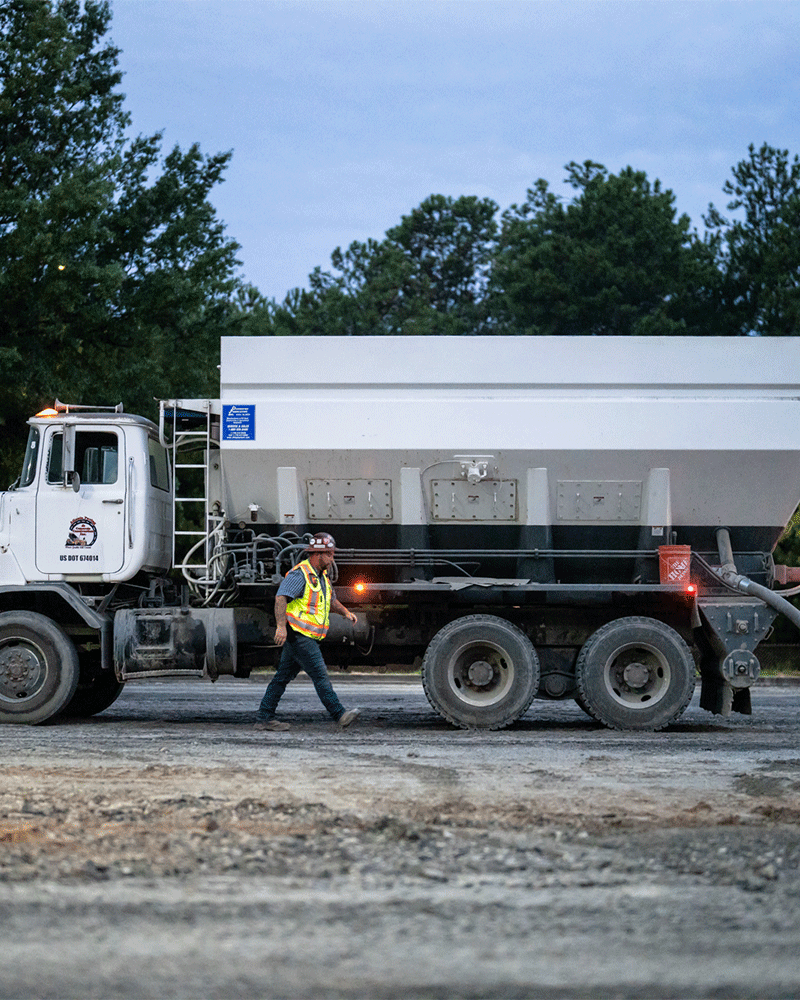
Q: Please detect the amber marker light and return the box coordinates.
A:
[686,584,697,595]
[354,582,366,594]
[35,407,59,418]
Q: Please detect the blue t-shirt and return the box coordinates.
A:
[277,566,328,601]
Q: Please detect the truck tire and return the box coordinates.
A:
[576,616,696,731]
[573,691,595,719]
[0,612,80,724]
[422,615,539,730]
[63,666,125,718]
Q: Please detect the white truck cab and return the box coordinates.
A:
[1,405,172,585]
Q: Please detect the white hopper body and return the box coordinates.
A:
[213,336,800,569]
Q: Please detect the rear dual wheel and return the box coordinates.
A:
[576,616,696,731]
[423,615,539,730]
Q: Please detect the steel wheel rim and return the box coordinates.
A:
[447,640,515,707]
[602,641,672,709]
[0,637,49,704]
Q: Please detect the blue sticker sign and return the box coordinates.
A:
[222,404,255,441]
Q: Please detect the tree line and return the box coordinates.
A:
[245,148,800,341]
[2,0,800,486]
[0,0,241,483]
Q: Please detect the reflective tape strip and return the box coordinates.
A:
[286,613,327,639]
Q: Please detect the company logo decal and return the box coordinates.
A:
[222,404,255,441]
[66,517,98,548]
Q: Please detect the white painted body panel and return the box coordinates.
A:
[212,336,800,534]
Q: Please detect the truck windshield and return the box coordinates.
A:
[19,427,40,488]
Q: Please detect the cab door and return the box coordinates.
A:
[35,425,126,575]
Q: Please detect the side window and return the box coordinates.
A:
[47,431,119,485]
[148,438,170,492]
[19,427,40,487]
[47,433,64,484]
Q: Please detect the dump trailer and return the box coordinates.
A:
[2,335,800,730]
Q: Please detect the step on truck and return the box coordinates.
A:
[2,335,800,730]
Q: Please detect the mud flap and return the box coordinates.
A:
[699,671,753,717]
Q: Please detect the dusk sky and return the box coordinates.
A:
[109,0,800,302]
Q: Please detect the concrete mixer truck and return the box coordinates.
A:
[2,335,800,731]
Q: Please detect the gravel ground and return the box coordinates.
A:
[2,676,800,999]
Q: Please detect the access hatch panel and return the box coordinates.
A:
[307,479,393,520]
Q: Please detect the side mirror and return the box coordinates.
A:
[62,425,80,492]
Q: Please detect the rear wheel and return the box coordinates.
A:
[422,615,539,730]
[576,616,696,731]
[0,612,79,724]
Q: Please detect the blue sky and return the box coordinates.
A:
[109,0,800,302]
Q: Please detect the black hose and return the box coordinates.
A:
[735,577,800,633]
[715,528,800,633]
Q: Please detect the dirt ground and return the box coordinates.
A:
[2,676,800,999]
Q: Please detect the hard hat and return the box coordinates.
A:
[307,532,336,552]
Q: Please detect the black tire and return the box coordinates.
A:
[63,666,125,717]
[422,615,539,730]
[573,690,595,719]
[576,616,696,731]
[0,612,79,724]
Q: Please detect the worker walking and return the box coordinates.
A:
[255,532,361,732]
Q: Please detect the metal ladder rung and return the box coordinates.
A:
[166,400,219,583]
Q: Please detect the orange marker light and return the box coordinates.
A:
[686,584,697,594]
[354,582,366,593]
[34,407,59,418]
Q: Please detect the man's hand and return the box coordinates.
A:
[274,623,287,646]
[331,597,357,623]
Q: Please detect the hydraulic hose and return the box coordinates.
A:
[715,528,800,633]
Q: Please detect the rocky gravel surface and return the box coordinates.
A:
[2,677,800,999]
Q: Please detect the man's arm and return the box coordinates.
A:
[331,596,357,623]
[274,595,289,646]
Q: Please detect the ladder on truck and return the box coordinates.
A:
[159,400,223,600]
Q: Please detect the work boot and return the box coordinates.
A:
[338,708,360,728]
[253,719,290,732]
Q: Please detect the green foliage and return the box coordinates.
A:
[244,194,499,336]
[491,162,714,336]
[0,0,241,486]
[704,143,800,336]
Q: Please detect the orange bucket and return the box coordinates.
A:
[658,545,691,585]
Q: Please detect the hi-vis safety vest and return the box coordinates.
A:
[285,560,331,640]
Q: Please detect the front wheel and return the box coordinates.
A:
[0,612,79,724]
[63,665,125,717]
[576,616,696,731]
[422,615,539,730]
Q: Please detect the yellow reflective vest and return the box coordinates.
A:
[285,560,331,640]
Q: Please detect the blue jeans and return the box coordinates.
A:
[257,629,346,722]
